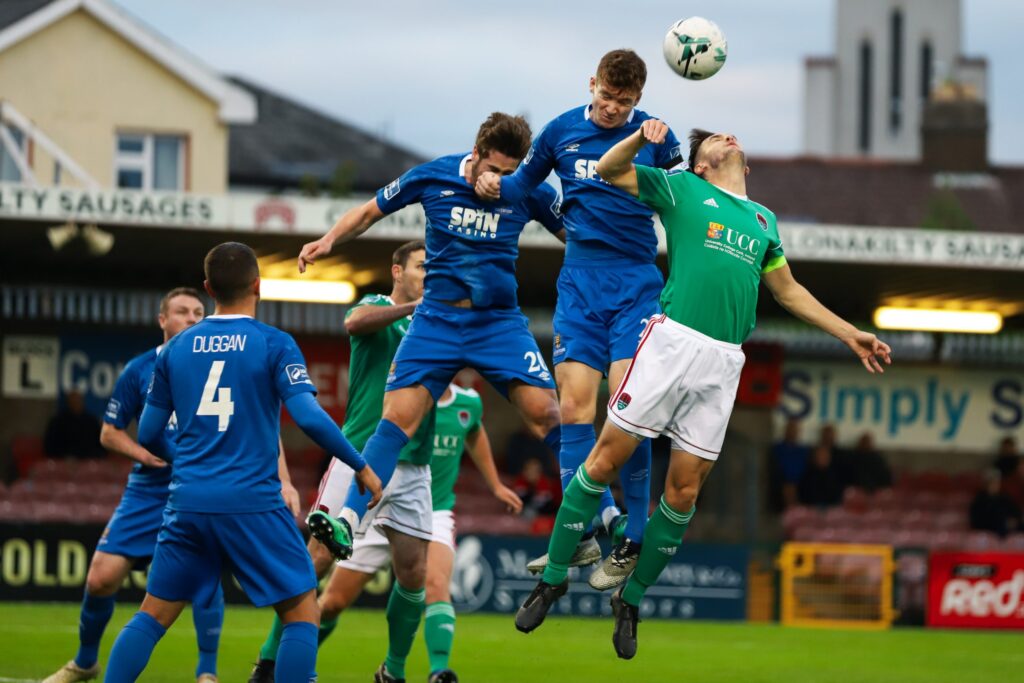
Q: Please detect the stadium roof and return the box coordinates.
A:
[747,157,1024,234]
[226,76,426,194]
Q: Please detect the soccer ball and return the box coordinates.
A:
[662,17,728,80]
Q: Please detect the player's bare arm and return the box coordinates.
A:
[596,119,670,197]
[465,424,523,514]
[345,300,420,336]
[297,198,385,273]
[763,263,892,374]
[99,421,167,468]
[277,438,301,516]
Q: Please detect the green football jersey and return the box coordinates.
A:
[342,294,433,465]
[429,385,483,512]
[635,165,786,344]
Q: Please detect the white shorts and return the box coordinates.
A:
[339,509,456,573]
[360,462,433,542]
[312,458,355,517]
[607,315,745,461]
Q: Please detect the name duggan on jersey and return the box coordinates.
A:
[193,334,247,353]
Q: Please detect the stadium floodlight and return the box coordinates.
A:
[873,306,1003,334]
[260,278,356,304]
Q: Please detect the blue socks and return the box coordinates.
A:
[559,424,617,524]
[543,425,561,461]
[75,592,116,669]
[192,583,224,678]
[276,622,318,683]
[620,439,652,544]
[104,612,165,682]
[343,418,408,518]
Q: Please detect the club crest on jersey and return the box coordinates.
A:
[458,410,471,428]
[616,393,632,411]
[286,364,313,385]
[384,178,401,200]
[756,212,768,231]
[707,222,724,239]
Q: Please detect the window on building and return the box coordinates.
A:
[859,40,873,153]
[0,125,26,182]
[921,41,934,101]
[889,10,903,132]
[114,133,185,190]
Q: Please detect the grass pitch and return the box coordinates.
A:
[0,602,1020,682]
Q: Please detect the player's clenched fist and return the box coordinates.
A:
[356,464,384,509]
[474,171,502,201]
[639,119,669,145]
[297,237,332,273]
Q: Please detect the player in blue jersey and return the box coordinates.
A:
[41,288,222,683]
[102,243,382,683]
[296,113,564,683]
[475,50,686,585]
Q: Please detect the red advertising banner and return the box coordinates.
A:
[292,336,350,423]
[927,552,1024,629]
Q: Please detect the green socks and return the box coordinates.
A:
[259,612,341,661]
[424,601,456,673]
[318,614,339,646]
[622,496,695,606]
[542,468,608,586]
[258,614,284,661]
[384,582,425,679]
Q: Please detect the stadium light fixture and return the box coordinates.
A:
[873,306,1003,334]
[260,278,356,304]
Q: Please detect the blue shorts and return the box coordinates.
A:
[552,261,663,372]
[147,507,316,608]
[96,486,168,559]
[388,300,556,400]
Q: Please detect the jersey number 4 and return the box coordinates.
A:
[197,360,234,431]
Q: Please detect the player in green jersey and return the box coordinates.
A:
[249,240,429,683]
[312,382,520,683]
[516,120,892,659]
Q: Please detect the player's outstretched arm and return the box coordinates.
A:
[100,422,167,468]
[297,199,385,273]
[596,119,670,198]
[277,438,301,516]
[345,299,420,336]
[284,392,382,506]
[465,424,523,514]
[763,264,892,374]
[136,403,177,462]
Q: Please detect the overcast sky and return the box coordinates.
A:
[119,0,1024,164]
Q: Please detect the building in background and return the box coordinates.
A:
[803,0,987,162]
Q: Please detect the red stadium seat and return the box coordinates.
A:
[12,435,45,479]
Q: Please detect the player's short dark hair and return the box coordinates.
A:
[596,49,647,93]
[688,128,715,175]
[204,242,259,305]
[160,286,203,314]
[475,112,532,160]
[392,240,425,269]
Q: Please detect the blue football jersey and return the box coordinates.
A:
[500,105,683,264]
[104,347,174,492]
[376,153,563,309]
[147,315,316,513]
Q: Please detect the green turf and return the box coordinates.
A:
[1,602,1021,682]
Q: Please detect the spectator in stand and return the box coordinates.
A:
[994,436,1020,478]
[513,457,561,518]
[769,418,809,510]
[845,431,893,492]
[970,469,1022,538]
[798,444,845,508]
[43,390,105,459]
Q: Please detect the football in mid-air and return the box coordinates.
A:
[662,17,727,80]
